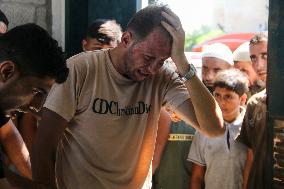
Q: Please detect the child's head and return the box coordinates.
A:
[213,69,249,122]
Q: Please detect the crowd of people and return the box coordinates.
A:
[0,4,278,189]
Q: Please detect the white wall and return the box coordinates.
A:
[212,0,268,33]
[51,0,65,50]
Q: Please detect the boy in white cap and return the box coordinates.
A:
[201,43,233,93]
[233,42,264,99]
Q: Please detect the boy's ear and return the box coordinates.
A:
[0,61,17,82]
[240,93,247,106]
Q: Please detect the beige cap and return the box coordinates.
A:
[233,42,251,62]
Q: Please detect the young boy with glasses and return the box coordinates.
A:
[188,69,249,189]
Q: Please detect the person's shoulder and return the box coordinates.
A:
[66,50,107,71]
[246,88,266,107]
[68,50,105,63]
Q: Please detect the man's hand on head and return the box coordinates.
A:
[160,9,189,76]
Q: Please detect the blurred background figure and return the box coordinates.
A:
[152,60,195,189]
[201,43,233,93]
[237,32,269,189]
[233,42,264,100]
[82,19,122,51]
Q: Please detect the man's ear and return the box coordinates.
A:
[121,31,133,47]
[240,93,247,106]
[0,61,17,82]
[82,39,88,51]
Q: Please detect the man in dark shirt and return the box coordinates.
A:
[0,23,68,188]
[237,32,269,189]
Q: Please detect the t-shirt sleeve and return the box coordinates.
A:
[163,69,190,111]
[44,58,83,122]
[187,131,206,166]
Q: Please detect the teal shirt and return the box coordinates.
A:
[153,121,195,189]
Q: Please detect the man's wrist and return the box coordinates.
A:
[180,63,196,82]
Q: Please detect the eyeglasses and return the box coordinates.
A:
[213,92,235,102]
[29,88,47,112]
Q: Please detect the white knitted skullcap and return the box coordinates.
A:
[201,43,234,65]
[233,42,251,62]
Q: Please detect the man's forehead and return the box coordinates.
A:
[202,57,230,68]
[214,87,236,93]
[139,35,171,58]
[250,41,267,52]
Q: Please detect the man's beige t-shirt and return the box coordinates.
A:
[44,50,190,189]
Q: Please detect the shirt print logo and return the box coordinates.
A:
[92,98,151,116]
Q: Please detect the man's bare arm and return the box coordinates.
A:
[152,108,171,174]
[31,108,68,188]
[190,163,206,189]
[174,82,224,137]
[0,120,31,179]
[161,9,224,137]
[243,148,253,189]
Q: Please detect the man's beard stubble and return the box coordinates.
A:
[203,81,214,94]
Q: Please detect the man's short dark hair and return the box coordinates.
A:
[84,19,122,44]
[213,69,249,96]
[0,9,9,26]
[250,32,268,45]
[0,23,68,83]
[127,5,172,43]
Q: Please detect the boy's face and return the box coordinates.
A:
[213,87,246,122]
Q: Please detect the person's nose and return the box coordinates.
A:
[216,96,226,107]
[255,58,267,72]
[146,61,161,75]
[204,70,215,82]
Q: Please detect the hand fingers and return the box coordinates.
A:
[161,21,177,37]
[162,8,180,22]
[161,11,182,30]
[161,20,184,38]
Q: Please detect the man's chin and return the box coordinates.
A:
[132,74,151,82]
[259,75,267,84]
[203,84,214,94]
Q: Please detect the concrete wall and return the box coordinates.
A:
[212,0,269,33]
[0,0,51,33]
